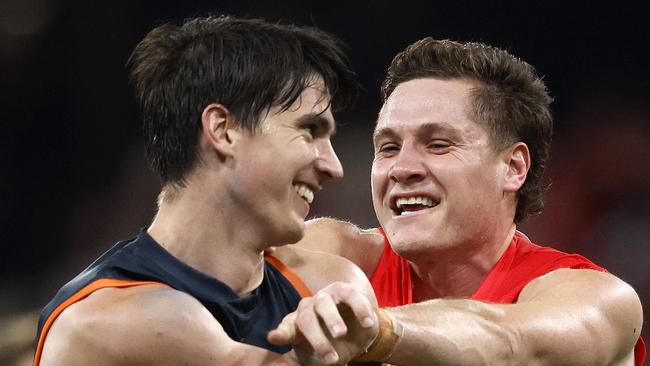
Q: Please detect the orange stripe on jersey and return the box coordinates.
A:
[265,254,313,298]
[34,278,166,366]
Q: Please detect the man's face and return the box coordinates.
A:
[371,78,507,258]
[230,77,343,246]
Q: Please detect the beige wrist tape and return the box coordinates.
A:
[352,308,403,362]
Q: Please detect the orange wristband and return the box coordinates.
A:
[352,308,402,362]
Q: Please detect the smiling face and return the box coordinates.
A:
[229,77,343,246]
[372,78,512,258]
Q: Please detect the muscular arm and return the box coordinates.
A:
[383,269,642,365]
[275,244,377,300]
[289,220,643,364]
[269,243,381,365]
[40,285,299,366]
[295,218,385,276]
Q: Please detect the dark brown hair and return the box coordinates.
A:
[382,38,553,221]
[129,15,360,186]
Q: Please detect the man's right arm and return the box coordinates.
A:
[278,268,643,365]
[39,285,299,366]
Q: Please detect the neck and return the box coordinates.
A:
[147,183,268,296]
[410,224,516,301]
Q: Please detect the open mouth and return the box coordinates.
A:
[392,196,437,216]
[293,183,314,204]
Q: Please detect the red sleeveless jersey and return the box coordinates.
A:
[369,229,646,365]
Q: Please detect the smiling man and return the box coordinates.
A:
[33,16,379,366]
[277,38,646,365]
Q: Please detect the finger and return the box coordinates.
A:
[329,287,377,329]
[313,292,347,338]
[295,299,340,364]
[267,312,297,345]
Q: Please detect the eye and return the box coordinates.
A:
[376,143,400,156]
[297,123,316,140]
[300,121,328,140]
[427,140,451,152]
[305,123,317,134]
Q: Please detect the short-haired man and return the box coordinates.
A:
[272,38,646,365]
[34,16,378,366]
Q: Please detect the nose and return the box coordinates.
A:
[389,144,426,183]
[315,139,344,181]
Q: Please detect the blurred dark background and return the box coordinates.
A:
[1,0,648,363]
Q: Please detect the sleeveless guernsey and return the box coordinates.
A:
[369,229,646,365]
[34,230,312,365]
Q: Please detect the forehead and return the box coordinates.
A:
[376,78,477,134]
[269,77,333,120]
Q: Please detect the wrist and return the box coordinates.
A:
[352,308,403,362]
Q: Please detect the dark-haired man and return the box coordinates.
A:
[272,38,645,365]
[34,16,378,366]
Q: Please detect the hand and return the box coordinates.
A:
[268,282,379,365]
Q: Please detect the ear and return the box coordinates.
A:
[200,103,241,158]
[502,142,530,193]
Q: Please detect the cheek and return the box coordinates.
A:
[452,166,502,213]
[472,164,502,194]
[272,140,312,165]
[370,164,387,193]
[370,164,388,211]
[290,138,318,160]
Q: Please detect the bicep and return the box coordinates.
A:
[514,269,642,364]
[288,245,378,306]
[40,287,298,366]
[297,218,357,255]
[123,312,297,366]
[297,218,384,276]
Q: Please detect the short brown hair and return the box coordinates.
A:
[381,38,553,222]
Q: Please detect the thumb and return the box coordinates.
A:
[267,312,297,345]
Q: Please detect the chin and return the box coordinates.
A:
[276,220,306,245]
[386,228,449,257]
[390,237,420,251]
[284,231,304,245]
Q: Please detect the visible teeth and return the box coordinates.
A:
[395,196,435,210]
[293,184,314,204]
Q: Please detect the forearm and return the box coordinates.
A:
[382,292,639,366]
[383,299,523,366]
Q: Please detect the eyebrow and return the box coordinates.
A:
[373,122,462,144]
[372,126,398,145]
[296,113,337,136]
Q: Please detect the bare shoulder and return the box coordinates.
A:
[40,285,283,366]
[519,268,643,363]
[40,285,222,365]
[519,268,642,310]
[294,217,385,276]
[273,245,375,299]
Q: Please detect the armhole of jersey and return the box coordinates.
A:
[635,336,646,366]
[368,227,391,280]
[265,254,313,298]
[34,279,167,366]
